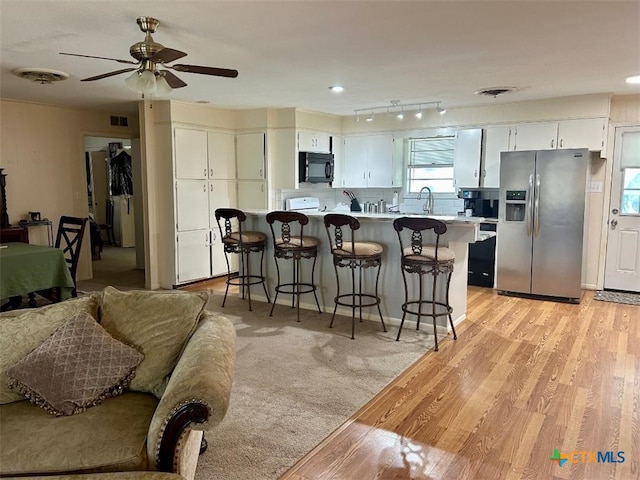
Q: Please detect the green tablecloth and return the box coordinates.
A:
[0,242,75,301]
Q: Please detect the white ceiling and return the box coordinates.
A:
[1,1,639,117]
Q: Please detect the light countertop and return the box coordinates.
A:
[244,210,485,225]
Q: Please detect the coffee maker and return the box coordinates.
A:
[459,188,499,219]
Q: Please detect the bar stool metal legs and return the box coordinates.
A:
[215,208,270,311]
[329,254,386,340]
[267,211,322,323]
[324,213,386,340]
[393,216,458,351]
[269,248,322,322]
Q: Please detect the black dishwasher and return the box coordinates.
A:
[468,222,497,288]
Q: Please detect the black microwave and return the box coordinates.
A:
[298,152,334,184]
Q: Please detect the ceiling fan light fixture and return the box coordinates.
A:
[155,74,173,96]
[436,103,447,115]
[125,69,157,94]
[415,106,423,119]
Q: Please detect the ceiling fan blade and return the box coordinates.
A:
[161,70,187,88]
[152,47,188,64]
[81,68,137,82]
[60,52,138,65]
[172,64,238,78]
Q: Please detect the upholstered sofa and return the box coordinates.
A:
[0,287,236,480]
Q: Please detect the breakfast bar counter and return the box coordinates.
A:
[242,211,486,333]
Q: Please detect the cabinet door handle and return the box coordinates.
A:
[203,184,206,192]
[204,168,207,177]
[210,184,213,192]
[559,139,563,148]
[261,183,264,192]
[210,168,214,177]
[474,169,478,178]
[551,139,555,148]
[259,168,263,178]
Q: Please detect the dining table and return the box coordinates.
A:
[0,242,75,309]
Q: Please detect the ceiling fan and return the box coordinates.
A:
[60,16,238,94]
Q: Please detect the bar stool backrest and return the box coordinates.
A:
[393,216,447,262]
[323,213,360,255]
[214,208,244,245]
[266,211,309,250]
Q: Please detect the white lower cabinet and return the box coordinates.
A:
[176,230,211,284]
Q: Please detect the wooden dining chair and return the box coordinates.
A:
[33,216,88,304]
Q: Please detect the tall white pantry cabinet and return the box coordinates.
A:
[162,126,238,287]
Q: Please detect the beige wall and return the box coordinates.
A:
[4,94,638,290]
[0,99,140,281]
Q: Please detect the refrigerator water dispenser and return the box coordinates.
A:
[505,190,527,222]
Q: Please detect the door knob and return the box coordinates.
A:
[611,219,618,229]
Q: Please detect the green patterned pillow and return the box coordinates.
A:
[0,294,101,404]
[6,311,143,416]
[99,286,209,397]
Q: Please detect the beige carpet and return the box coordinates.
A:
[197,293,437,480]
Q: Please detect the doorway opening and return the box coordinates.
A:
[84,136,145,289]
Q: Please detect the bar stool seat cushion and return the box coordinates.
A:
[223,231,267,245]
[402,245,455,263]
[274,236,319,249]
[333,241,383,258]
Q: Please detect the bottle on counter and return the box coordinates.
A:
[392,191,399,208]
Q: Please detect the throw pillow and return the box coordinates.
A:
[99,286,209,397]
[0,293,102,405]
[6,311,144,416]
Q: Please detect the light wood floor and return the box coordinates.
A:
[279,287,640,480]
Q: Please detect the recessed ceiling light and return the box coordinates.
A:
[625,74,640,84]
[329,85,344,93]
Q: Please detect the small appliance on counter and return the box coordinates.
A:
[285,197,321,213]
[458,188,500,288]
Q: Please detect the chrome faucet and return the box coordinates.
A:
[417,186,433,214]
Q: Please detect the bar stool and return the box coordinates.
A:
[324,214,386,340]
[266,211,322,322]
[393,216,457,351]
[215,208,270,311]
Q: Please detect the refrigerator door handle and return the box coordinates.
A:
[534,174,541,237]
[527,174,534,237]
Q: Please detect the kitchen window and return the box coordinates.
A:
[405,136,456,194]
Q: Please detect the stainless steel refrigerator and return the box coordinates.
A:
[496,148,588,302]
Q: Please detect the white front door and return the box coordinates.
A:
[604,127,640,292]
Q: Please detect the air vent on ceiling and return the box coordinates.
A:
[110,115,129,127]
[475,86,517,98]
[12,67,69,84]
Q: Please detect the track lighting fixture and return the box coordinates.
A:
[354,100,445,122]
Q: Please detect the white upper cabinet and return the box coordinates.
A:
[453,128,483,188]
[482,126,511,188]
[342,134,395,188]
[208,132,236,180]
[236,132,266,180]
[511,123,559,151]
[557,118,608,153]
[174,128,208,179]
[298,131,331,153]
